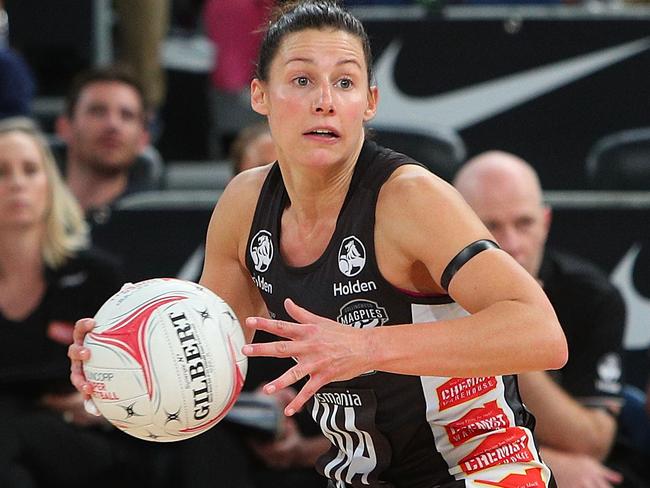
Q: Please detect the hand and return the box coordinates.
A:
[67,318,96,401]
[248,385,329,470]
[41,391,108,428]
[544,450,623,488]
[248,416,305,469]
[243,298,373,415]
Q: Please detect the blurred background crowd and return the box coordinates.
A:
[1,0,649,487]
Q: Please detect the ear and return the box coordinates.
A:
[363,85,379,122]
[138,125,151,152]
[251,78,269,116]
[55,115,72,143]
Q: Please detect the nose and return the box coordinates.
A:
[7,170,28,190]
[313,82,334,114]
[107,110,122,128]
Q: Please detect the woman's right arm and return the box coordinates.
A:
[199,170,269,343]
[68,168,269,396]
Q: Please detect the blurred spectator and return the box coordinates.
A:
[0,1,35,119]
[0,117,124,487]
[455,150,649,487]
[174,120,328,487]
[113,0,170,138]
[203,0,273,158]
[229,122,328,488]
[229,120,276,174]
[345,0,415,4]
[54,65,162,225]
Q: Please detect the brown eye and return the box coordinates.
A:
[24,161,41,175]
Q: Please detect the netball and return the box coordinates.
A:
[83,278,247,442]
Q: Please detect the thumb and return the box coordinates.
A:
[284,298,322,324]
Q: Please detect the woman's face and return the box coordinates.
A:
[0,131,49,229]
[251,28,378,170]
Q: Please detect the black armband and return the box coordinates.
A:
[440,239,500,291]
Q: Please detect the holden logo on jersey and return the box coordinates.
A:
[338,236,366,277]
[250,230,273,273]
[337,299,388,329]
[596,352,622,395]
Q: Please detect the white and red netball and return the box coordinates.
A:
[83,278,247,442]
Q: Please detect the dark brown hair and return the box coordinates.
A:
[64,64,147,120]
[255,0,374,85]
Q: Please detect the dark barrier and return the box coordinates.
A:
[359,6,650,190]
[94,191,650,379]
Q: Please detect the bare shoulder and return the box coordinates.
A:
[377,164,469,229]
[376,163,493,283]
[207,164,273,252]
[219,164,273,210]
[380,164,458,205]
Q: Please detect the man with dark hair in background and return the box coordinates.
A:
[55,65,160,223]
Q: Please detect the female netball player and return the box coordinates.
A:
[70,2,567,486]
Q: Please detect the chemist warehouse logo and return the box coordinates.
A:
[337,299,389,329]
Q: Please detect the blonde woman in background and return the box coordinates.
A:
[0,117,125,487]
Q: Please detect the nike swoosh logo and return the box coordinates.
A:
[177,244,205,281]
[610,243,650,349]
[374,37,650,130]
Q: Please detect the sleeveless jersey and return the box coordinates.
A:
[245,140,553,488]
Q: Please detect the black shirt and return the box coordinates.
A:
[540,249,625,407]
[0,250,123,399]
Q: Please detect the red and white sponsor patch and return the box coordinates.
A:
[437,377,498,411]
[445,400,510,447]
[459,427,534,475]
[474,467,546,487]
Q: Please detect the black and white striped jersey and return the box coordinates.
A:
[245,140,553,488]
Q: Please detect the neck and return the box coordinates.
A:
[279,137,364,225]
[66,159,128,211]
[0,227,44,279]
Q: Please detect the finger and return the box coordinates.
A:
[68,343,90,362]
[284,298,326,324]
[242,340,300,359]
[73,318,96,344]
[69,370,94,397]
[262,363,311,395]
[284,378,322,416]
[245,317,305,340]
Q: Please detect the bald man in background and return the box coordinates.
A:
[454,151,634,488]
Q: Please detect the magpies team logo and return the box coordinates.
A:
[337,299,388,329]
[338,236,366,277]
[250,230,273,273]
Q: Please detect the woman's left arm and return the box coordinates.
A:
[245,166,567,414]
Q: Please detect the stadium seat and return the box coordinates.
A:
[586,127,650,190]
[368,124,467,182]
[163,160,233,190]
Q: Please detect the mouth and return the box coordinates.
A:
[303,128,340,140]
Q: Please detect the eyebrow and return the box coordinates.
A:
[285,57,362,69]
